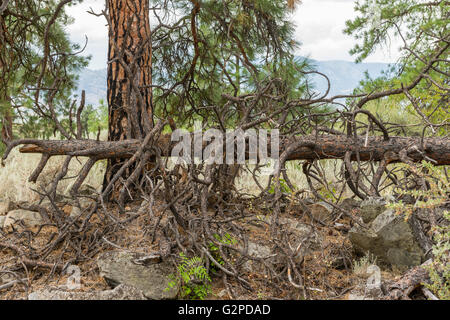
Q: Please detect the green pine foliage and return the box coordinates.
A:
[345,0,449,137]
[150,0,318,128]
[0,0,89,154]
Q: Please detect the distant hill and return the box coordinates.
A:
[306,59,389,97]
[76,68,107,106]
[75,59,389,106]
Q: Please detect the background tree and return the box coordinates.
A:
[150,0,309,128]
[0,0,89,154]
[100,0,311,197]
[345,0,449,136]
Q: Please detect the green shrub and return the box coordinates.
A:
[424,209,449,300]
[268,178,292,194]
[387,161,449,299]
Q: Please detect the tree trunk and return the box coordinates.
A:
[105,0,153,189]
[0,15,13,143]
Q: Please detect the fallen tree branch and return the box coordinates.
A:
[5,134,449,165]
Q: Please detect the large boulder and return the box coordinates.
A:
[3,209,44,232]
[97,251,178,300]
[28,284,147,300]
[349,209,424,269]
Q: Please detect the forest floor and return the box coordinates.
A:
[0,152,437,300]
[0,197,404,300]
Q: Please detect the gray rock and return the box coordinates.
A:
[69,198,96,211]
[347,288,379,300]
[217,289,228,298]
[28,284,147,300]
[260,215,315,240]
[31,199,54,212]
[3,209,44,231]
[247,242,272,258]
[0,200,12,215]
[69,206,83,219]
[341,198,361,211]
[349,209,424,269]
[359,197,386,223]
[347,276,383,300]
[286,219,322,265]
[308,202,334,223]
[242,218,320,272]
[79,198,96,210]
[243,215,323,273]
[78,184,98,196]
[278,217,313,235]
[347,293,369,300]
[64,199,96,219]
[281,217,321,251]
[97,251,178,300]
[253,216,321,263]
[242,242,274,272]
[0,216,5,229]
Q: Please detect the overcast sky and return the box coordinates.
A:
[66,0,401,70]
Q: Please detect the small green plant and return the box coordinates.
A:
[388,161,449,221]
[318,185,337,200]
[166,253,212,300]
[353,252,377,278]
[208,233,238,273]
[268,178,292,194]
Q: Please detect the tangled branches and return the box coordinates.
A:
[0,0,449,299]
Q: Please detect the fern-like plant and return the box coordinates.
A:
[165,253,212,300]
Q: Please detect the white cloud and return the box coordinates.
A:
[291,0,401,63]
[66,0,108,70]
[66,0,401,69]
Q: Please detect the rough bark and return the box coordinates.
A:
[13,134,450,165]
[384,260,432,300]
[0,15,13,143]
[282,135,450,165]
[106,0,153,187]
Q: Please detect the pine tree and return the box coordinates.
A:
[0,0,88,153]
[103,0,311,193]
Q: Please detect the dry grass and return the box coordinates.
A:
[352,252,378,278]
[0,149,105,203]
[235,160,345,197]
[1,147,400,206]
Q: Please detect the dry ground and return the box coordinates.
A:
[0,152,401,300]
